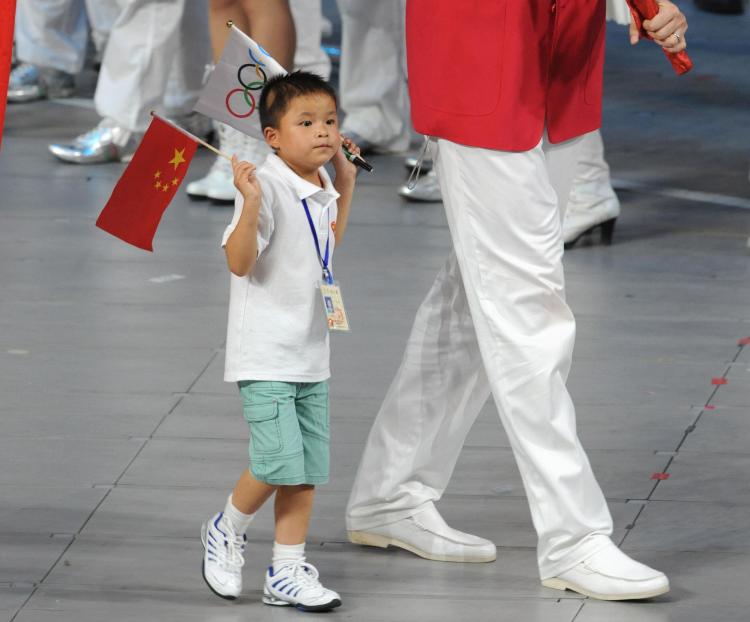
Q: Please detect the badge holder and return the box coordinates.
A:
[320,274,350,332]
[302,198,351,332]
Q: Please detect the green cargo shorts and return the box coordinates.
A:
[237,380,330,486]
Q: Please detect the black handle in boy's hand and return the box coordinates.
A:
[342,146,373,173]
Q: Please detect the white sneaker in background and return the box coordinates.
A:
[399,169,442,203]
[187,123,268,203]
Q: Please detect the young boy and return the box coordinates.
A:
[200,71,359,612]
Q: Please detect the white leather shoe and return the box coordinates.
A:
[563,180,621,248]
[347,505,496,563]
[542,544,669,601]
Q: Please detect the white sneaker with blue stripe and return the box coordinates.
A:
[263,559,341,611]
[200,511,246,600]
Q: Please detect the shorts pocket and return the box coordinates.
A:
[245,401,283,455]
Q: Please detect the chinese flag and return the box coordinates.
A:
[0,0,17,151]
[96,116,198,251]
[626,0,693,75]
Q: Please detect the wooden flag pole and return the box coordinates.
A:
[150,111,232,162]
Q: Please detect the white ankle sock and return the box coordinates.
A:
[223,495,254,534]
[272,541,305,571]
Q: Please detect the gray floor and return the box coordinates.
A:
[2,6,750,622]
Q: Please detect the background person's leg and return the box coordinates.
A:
[562,129,621,248]
[95,0,188,133]
[336,0,409,152]
[10,0,84,101]
[15,0,87,74]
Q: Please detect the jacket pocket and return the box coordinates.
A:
[407,0,507,117]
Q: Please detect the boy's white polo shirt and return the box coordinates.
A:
[221,153,339,383]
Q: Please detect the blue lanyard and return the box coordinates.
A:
[301,198,333,284]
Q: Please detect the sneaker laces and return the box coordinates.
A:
[282,558,325,596]
[216,517,246,573]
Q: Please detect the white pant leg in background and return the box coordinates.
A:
[347,136,614,579]
[572,129,614,193]
[163,0,210,116]
[567,129,620,213]
[336,0,409,151]
[290,0,331,80]
[95,0,188,131]
[15,0,88,74]
[606,0,632,25]
[84,0,119,57]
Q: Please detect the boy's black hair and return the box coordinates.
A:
[259,71,338,130]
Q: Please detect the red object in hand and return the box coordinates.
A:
[0,1,18,151]
[626,0,693,75]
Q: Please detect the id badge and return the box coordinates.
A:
[320,281,350,332]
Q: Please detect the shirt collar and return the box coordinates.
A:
[265,153,340,203]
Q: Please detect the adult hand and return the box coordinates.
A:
[643,1,688,53]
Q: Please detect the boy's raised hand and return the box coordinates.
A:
[332,136,360,180]
[232,156,261,204]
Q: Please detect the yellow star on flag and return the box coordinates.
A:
[172,178,179,186]
[154,170,161,179]
[162,184,169,193]
[168,147,186,170]
[154,181,162,190]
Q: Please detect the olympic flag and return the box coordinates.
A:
[194,25,287,140]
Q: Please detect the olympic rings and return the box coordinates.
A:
[225,88,256,118]
[248,48,266,67]
[237,63,267,91]
[222,47,271,120]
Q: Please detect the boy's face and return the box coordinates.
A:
[264,93,340,174]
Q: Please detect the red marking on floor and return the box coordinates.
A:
[651,473,670,480]
[738,337,750,346]
[705,405,716,410]
[711,378,728,385]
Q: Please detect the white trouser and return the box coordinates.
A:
[290,0,331,80]
[95,0,209,131]
[606,0,632,25]
[569,129,618,203]
[15,0,119,73]
[346,136,614,579]
[336,0,410,151]
[15,0,88,74]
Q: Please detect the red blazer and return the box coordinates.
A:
[406,0,607,151]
